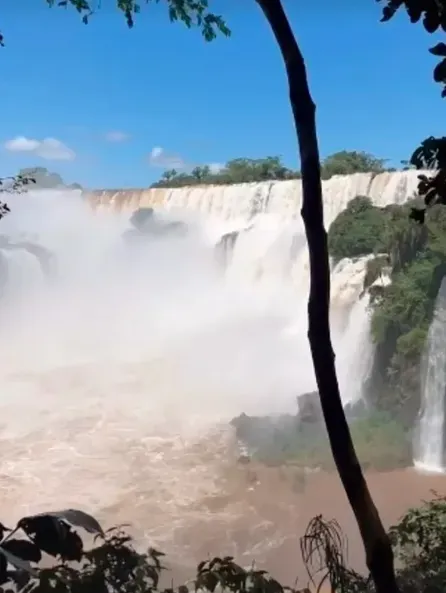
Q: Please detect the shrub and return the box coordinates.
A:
[233,412,411,472]
[4,496,446,593]
[328,196,388,262]
[389,494,446,592]
[301,495,446,593]
[0,508,308,593]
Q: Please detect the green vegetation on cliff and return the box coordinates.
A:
[151,151,390,188]
[232,194,446,470]
[327,196,388,261]
[328,196,446,423]
[233,410,411,472]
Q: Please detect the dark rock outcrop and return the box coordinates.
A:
[0,236,57,294]
[296,390,367,424]
[123,207,188,245]
[296,391,322,424]
[230,392,370,466]
[215,224,254,269]
[215,230,239,268]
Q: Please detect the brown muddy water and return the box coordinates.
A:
[0,366,442,589]
[140,460,446,588]
[0,186,438,591]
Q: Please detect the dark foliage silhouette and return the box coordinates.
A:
[0,497,438,593]
[377,0,446,222]
[0,508,314,593]
[301,494,446,593]
[0,173,36,221]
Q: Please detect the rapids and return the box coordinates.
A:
[0,174,444,583]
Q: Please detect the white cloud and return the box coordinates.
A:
[149,146,187,169]
[208,162,225,173]
[104,131,130,142]
[148,147,223,173]
[4,136,75,161]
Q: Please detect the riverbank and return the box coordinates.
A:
[231,409,412,472]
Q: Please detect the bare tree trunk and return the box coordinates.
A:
[254,1,399,592]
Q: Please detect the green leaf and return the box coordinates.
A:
[429,42,446,57]
[0,546,37,577]
[1,540,42,563]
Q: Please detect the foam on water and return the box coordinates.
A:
[0,190,306,541]
[0,175,417,564]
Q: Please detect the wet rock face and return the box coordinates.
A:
[10,241,57,279]
[296,391,322,424]
[123,208,188,244]
[163,221,188,236]
[230,393,370,466]
[130,207,155,232]
[214,224,254,269]
[215,230,240,268]
[230,411,299,461]
[231,412,297,444]
[0,236,57,289]
[344,398,367,421]
[296,391,367,424]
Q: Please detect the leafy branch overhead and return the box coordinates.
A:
[378,0,446,220]
[2,497,446,593]
[380,0,446,36]
[0,173,36,221]
[0,507,313,593]
[47,0,230,40]
[0,168,80,223]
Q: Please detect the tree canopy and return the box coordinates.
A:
[39,0,230,39]
[327,196,389,261]
[151,151,392,188]
[320,151,389,179]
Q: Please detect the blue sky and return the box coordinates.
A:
[0,0,444,189]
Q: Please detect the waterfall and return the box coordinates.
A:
[88,171,424,407]
[414,277,446,473]
[0,173,426,551]
[90,171,422,225]
[336,293,374,406]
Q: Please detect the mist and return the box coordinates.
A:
[0,189,320,529]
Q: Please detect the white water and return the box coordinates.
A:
[0,172,422,562]
[414,277,446,473]
[92,170,420,226]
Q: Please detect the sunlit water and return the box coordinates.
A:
[414,277,446,473]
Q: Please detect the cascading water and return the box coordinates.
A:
[336,293,374,407]
[414,277,446,473]
[90,171,423,407]
[0,171,426,573]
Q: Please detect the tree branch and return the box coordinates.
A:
[254,1,399,591]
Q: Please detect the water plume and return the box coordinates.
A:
[414,277,446,474]
[0,178,392,567]
[0,190,306,532]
